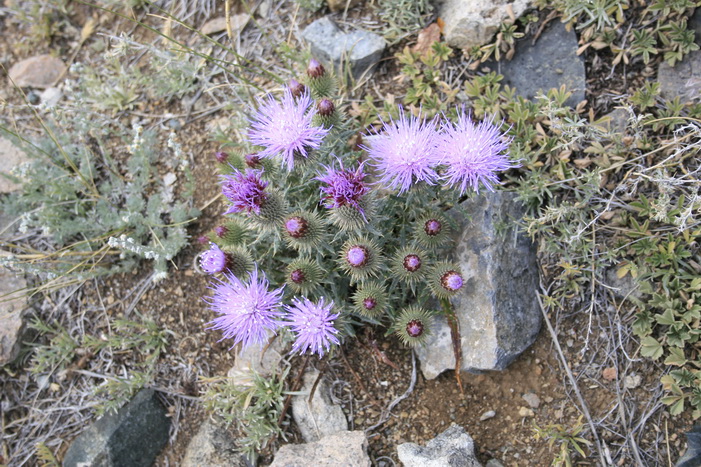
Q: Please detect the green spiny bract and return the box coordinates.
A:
[285,258,324,295]
[392,305,434,347]
[351,281,389,318]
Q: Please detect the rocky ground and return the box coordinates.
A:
[1,0,700,466]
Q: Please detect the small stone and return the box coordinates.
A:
[0,137,30,194]
[182,418,247,467]
[479,410,496,421]
[39,87,62,107]
[658,50,701,102]
[292,370,348,442]
[270,430,370,467]
[602,367,617,381]
[301,17,386,80]
[200,14,250,36]
[518,407,534,418]
[398,424,482,467]
[624,373,642,390]
[485,460,505,467]
[8,55,67,88]
[522,393,540,409]
[440,0,531,49]
[0,267,28,365]
[227,332,284,381]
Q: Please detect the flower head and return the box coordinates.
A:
[206,268,285,350]
[351,281,388,317]
[437,110,516,194]
[221,169,268,215]
[428,261,465,299]
[316,159,369,216]
[248,89,329,171]
[286,296,340,357]
[200,243,229,274]
[363,108,440,193]
[392,305,434,347]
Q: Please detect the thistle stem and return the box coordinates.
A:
[441,297,464,395]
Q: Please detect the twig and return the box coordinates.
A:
[537,291,609,467]
[365,351,417,433]
[443,298,464,395]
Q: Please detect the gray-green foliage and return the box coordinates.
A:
[377,0,433,42]
[1,36,201,288]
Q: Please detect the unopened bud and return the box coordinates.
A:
[289,79,306,98]
[307,58,325,78]
[317,99,335,117]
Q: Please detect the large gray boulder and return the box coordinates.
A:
[488,21,586,107]
[270,430,370,467]
[397,424,482,467]
[415,191,541,379]
[0,266,27,366]
[292,370,348,442]
[440,0,532,50]
[301,17,386,79]
[62,389,170,467]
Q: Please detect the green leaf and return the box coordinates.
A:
[640,336,664,359]
[656,308,677,326]
[664,347,688,367]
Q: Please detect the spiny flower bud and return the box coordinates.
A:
[428,261,465,299]
[207,220,247,247]
[282,211,326,254]
[251,191,288,233]
[339,237,383,284]
[196,235,209,245]
[215,151,244,174]
[285,258,324,296]
[215,151,229,164]
[285,216,309,239]
[317,99,335,116]
[351,281,388,318]
[221,246,254,278]
[391,247,428,289]
[245,153,261,168]
[415,214,451,249]
[289,79,306,99]
[392,306,434,347]
[307,58,325,78]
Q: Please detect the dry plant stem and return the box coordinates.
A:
[441,298,464,395]
[537,291,609,467]
[277,354,311,427]
[365,351,417,433]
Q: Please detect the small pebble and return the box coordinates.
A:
[518,407,535,418]
[480,410,496,421]
[522,393,541,409]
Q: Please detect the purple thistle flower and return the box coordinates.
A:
[441,270,464,292]
[316,159,369,215]
[221,169,269,215]
[437,110,516,194]
[200,243,229,274]
[248,89,329,171]
[363,108,440,193]
[286,296,340,357]
[346,245,368,267]
[206,268,285,350]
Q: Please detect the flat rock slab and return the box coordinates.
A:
[270,430,370,467]
[63,389,170,467]
[415,191,541,379]
[8,55,66,89]
[227,332,285,382]
[487,21,585,107]
[0,267,28,365]
[301,17,386,79]
[0,137,30,193]
[440,0,532,50]
[292,370,348,442]
[398,424,482,467]
[181,418,247,467]
[200,14,250,36]
[658,50,701,102]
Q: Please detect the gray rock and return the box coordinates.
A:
[292,370,348,442]
[479,410,496,421]
[181,418,247,467]
[397,424,482,467]
[270,430,370,467]
[604,267,643,301]
[200,14,250,36]
[39,87,63,108]
[0,266,28,365]
[63,389,170,467]
[487,21,585,107]
[602,107,630,134]
[301,17,386,79]
[8,55,66,89]
[227,332,285,383]
[485,460,505,467]
[415,192,541,379]
[522,392,540,409]
[0,137,30,194]
[440,0,532,50]
[658,50,701,102]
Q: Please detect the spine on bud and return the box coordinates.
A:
[305,58,336,99]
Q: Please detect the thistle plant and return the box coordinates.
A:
[201,59,518,355]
